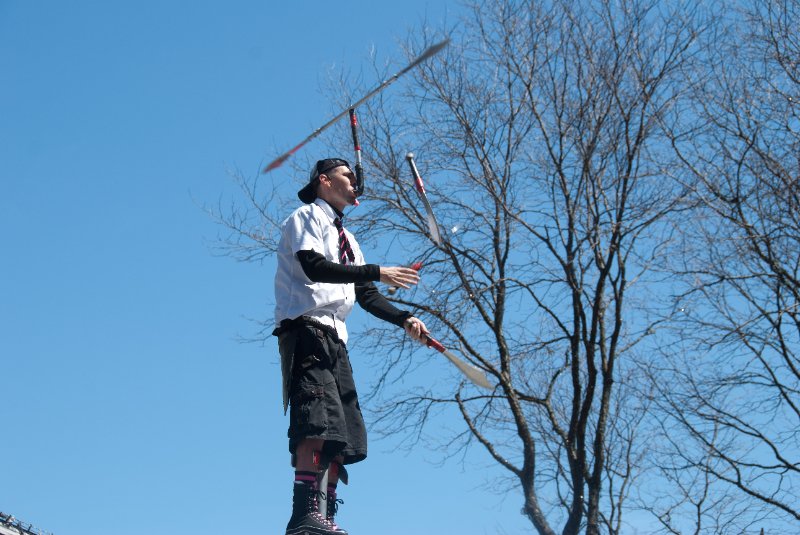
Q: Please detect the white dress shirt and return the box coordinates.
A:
[273,199,365,344]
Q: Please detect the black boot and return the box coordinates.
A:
[325,488,348,535]
[285,482,339,535]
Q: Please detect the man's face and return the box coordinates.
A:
[318,165,357,210]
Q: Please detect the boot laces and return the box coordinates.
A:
[304,487,328,523]
[326,493,345,530]
[329,496,344,516]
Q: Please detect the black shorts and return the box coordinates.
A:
[284,324,367,465]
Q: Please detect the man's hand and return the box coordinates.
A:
[403,316,429,343]
[379,266,420,290]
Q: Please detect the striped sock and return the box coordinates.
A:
[294,471,318,487]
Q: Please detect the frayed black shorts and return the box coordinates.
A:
[281,324,367,465]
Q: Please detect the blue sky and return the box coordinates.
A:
[0,2,532,534]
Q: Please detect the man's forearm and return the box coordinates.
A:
[355,281,411,327]
[297,249,380,283]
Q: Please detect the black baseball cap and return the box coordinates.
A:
[297,158,353,203]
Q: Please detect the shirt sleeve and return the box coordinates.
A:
[297,250,381,284]
[355,281,412,327]
[285,206,325,255]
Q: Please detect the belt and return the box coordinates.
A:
[272,315,342,343]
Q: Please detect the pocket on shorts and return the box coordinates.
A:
[293,326,329,368]
[290,376,332,436]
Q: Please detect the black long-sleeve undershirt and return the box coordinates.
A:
[296,250,411,328]
[296,249,379,283]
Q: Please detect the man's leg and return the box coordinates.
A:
[323,455,347,532]
[295,438,325,472]
[286,439,346,535]
[284,327,353,535]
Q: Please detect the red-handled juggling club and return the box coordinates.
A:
[405,152,443,245]
[263,39,450,174]
[387,261,423,295]
[425,335,492,389]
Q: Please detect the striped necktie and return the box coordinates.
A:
[333,217,355,265]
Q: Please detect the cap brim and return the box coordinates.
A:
[298,181,317,203]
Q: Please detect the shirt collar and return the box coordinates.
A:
[313,198,345,221]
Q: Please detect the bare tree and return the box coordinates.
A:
[653,0,800,531]
[331,1,700,533]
